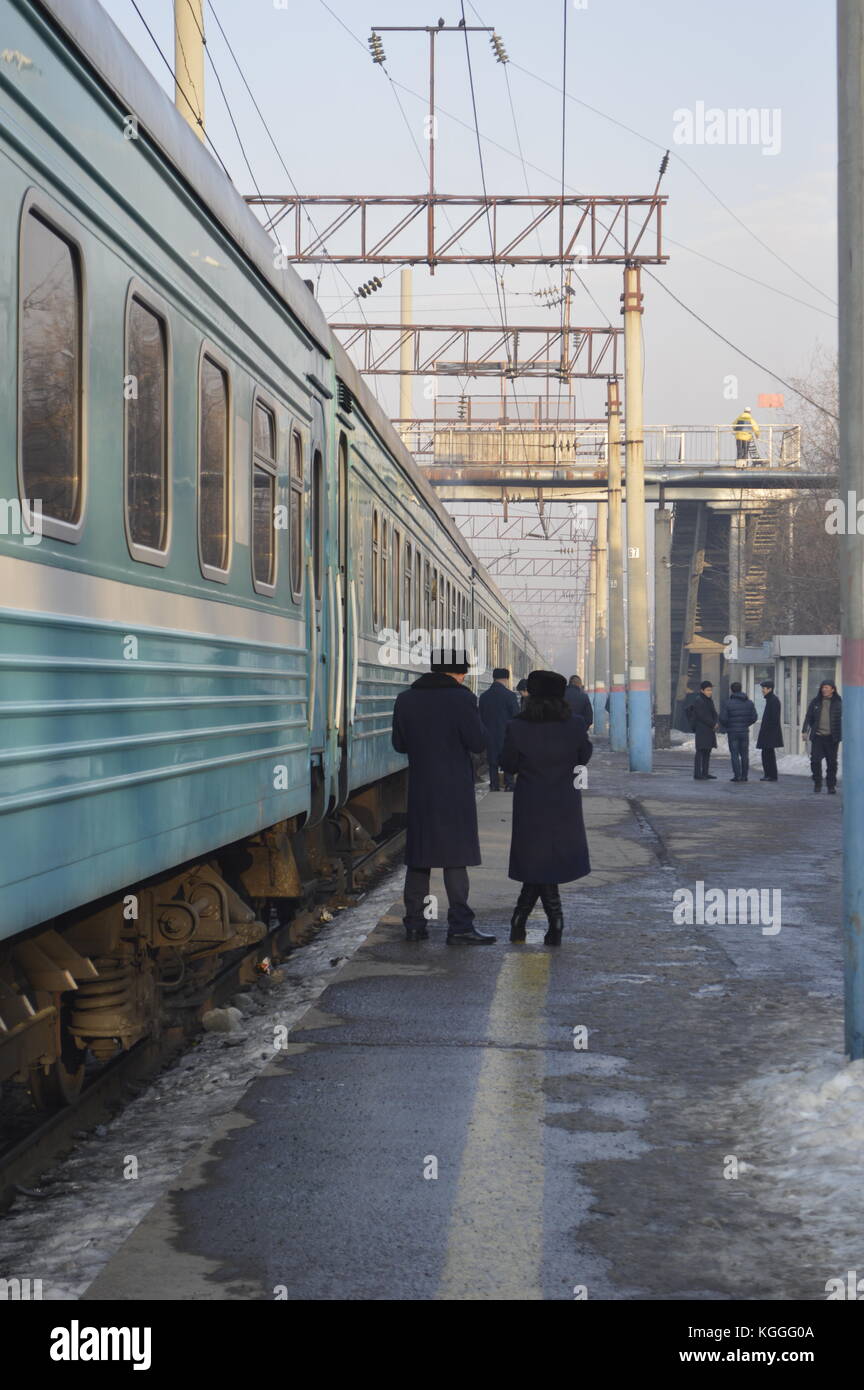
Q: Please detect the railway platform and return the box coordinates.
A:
[68,743,850,1302]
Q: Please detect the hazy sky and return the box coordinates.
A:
[97,0,837,430]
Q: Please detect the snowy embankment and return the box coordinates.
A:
[739,1053,864,1280]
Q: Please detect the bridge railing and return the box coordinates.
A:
[405,423,801,473]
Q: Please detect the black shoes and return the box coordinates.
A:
[730,777,741,782]
[404,924,429,941]
[759,776,777,782]
[814,783,822,793]
[447,926,497,944]
[828,786,837,795]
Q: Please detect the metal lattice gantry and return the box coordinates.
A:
[331,323,621,378]
[248,194,668,269]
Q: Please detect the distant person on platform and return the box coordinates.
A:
[732,406,760,461]
[718,681,758,783]
[516,677,529,706]
[500,670,592,947]
[565,674,594,728]
[392,648,496,944]
[478,667,521,791]
[756,680,783,781]
[802,680,843,794]
[686,680,719,780]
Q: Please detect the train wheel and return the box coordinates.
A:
[29,1002,86,1110]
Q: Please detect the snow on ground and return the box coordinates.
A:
[738,1052,864,1279]
[669,730,814,777]
[0,866,405,1300]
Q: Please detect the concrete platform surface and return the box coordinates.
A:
[81,747,845,1301]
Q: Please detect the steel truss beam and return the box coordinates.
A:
[247,194,667,266]
[333,324,620,378]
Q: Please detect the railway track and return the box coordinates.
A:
[0,827,406,1210]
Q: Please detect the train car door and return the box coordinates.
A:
[306,397,331,821]
[336,431,352,805]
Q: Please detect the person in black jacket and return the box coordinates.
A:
[718,682,758,782]
[756,680,783,781]
[685,681,719,780]
[564,675,594,729]
[500,670,593,946]
[802,681,843,793]
[392,650,496,944]
[478,667,521,790]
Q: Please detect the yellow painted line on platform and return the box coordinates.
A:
[437,951,551,1301]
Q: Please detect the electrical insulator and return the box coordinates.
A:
[490,32,508,64]
[368,32,386,64]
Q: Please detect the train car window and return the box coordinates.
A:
[404,541,412,629]
[423,556,431,630]
[290,429,303,601]
[311,448,323,602]
[393,529,401,627]
[338,433,348,572]
[198,354,230,576]
[252,399,277,592]
[372,509,380,627]
[381,518,389,628]
[416,551,423,630]
[126,295,168,559]
[20,209,83,534]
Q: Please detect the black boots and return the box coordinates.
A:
[539,884,564,946]
[510,884,564,944]
[510,884,539,942]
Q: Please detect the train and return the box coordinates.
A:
[0,0,546,1104]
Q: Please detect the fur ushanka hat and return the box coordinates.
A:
[526,669,567,699]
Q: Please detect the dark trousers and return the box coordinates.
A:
[728,732,750,780]
[487,746,514,790]
[736,437,749,459]
[761,747,778,779]
[694,748,712,778]
[403,865,474,932]
[810,735,839,789]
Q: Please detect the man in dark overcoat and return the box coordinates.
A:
[685,680,718,780]
[478,667,521,790]
[391,651,496,944]
[564,675,594,728]
[756,680,783,781]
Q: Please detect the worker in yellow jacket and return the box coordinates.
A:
[732,407,760,460]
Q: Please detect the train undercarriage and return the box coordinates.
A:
[0,770,407,1109]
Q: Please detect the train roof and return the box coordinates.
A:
[36,0,529,633]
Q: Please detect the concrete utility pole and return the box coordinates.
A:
[654,504,672,747]
[585,543,597,712]
[606,379,627,751]
[595,499,610,735]
[837,0,864,1059]
[621,265,652,771]
[400,268,413,442]
[174,0,205,139]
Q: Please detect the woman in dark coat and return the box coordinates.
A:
[685,680,718,780]
[499,670,592,946]
[756,680,783,781]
